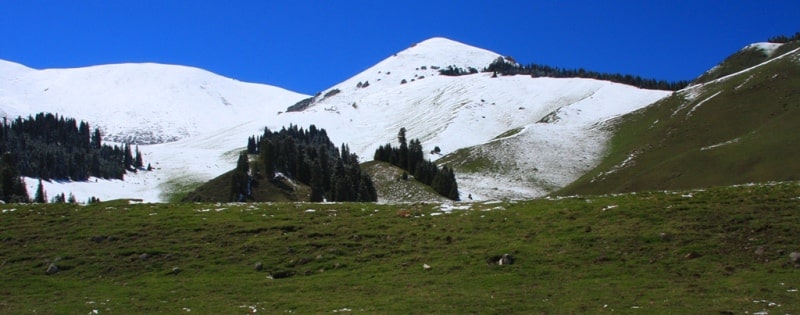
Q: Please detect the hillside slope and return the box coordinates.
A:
[268,38,670,200]
[2,37,670,202]
[0,59,307,144]
[559,42,800,195]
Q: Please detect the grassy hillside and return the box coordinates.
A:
[1,182,799,313]
[692,41,800,85]
[361,160,448,203]
[560,45,800,196]
[181,157,310,202]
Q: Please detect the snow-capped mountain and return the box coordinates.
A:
[266,38,670,199]
[0,59,307,144]
[0,37,672,202]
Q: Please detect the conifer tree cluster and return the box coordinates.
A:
[373,128,459,201]
[767,32,800,43]
[438,65,479,76]
[484,57,691,91]
[0,153,29,203]
[242,124,377,202]
[0,113,145,181]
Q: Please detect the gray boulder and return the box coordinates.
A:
[45,263,59,275]
[789,252,800,265]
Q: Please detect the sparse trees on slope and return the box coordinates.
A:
[374,128,460,201]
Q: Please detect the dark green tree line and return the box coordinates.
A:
[767,32,800,43]
[241,124,376,202]
[0,113,145,181]
[484,57,691,91]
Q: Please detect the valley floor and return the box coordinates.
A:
[2,182,799,313]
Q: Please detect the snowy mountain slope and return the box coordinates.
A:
[0,59,307,143]
[3,37,671,202]
[264,38,670,200]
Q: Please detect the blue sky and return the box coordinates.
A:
[1,1,798,95]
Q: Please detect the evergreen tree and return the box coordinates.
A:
[91,128,102,149]
[123,143,134,170]
[34,179,46,203]
[398,128,408,170]
[0,153,29,203]
[230,151,251,202]
[134,145,143,169]
[249,136,261,154]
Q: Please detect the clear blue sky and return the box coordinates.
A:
[1,1,797,95]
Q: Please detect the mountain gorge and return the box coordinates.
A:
[0,37,796,202]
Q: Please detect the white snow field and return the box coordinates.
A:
[2,37,671,202]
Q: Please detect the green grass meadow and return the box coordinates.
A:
[2,182,798,313]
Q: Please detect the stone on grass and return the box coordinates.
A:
[254,262,263,271]
[789,252,800,265]
[487,254,515,265]
[45,263,59,275]
[684,251,701,259]
[423,263,431,270]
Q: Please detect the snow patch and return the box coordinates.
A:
[684,90,722,119]
[745,42,783,57]
[700,138,741,151]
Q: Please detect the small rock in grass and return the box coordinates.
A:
[499,254,515,265]
[684,251,701,259]
[790,252,800,265]
[423,263,431,270]
[45,263,59,275]
[486,253,515,265]
[254,262,263,271]
[171,266,181,275]
[754,246,766,256]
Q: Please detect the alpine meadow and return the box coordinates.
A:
[1,32,800,313]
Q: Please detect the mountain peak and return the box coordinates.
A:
[396,37,501,68]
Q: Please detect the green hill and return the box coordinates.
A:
[361,160,449,203]
[559,43,800,196]
[181,157,311,202]
[1,182,799,313]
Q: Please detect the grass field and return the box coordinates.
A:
[1,182,798,313]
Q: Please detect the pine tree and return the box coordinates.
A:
[91,128,102,149]
[398,128,408,171]
[34,179,46,203]
[230,151,251,202]
[123,143,133,170]
[134,145,143,169]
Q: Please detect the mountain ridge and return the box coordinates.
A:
[558,42,800,195]
[0,36,742,202]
